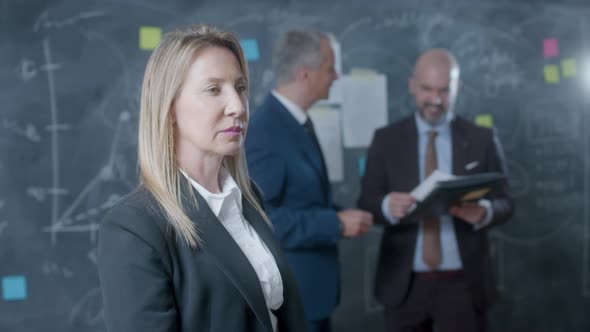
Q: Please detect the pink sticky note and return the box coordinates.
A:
[543,38,559,58]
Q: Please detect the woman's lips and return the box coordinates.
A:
[222,126,243,137]
[223,126,242,133]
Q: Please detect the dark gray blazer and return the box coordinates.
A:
[358,116,514,310]
[97,181,307,332]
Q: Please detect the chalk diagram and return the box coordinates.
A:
[4,7,587,332]
[6,8,143,329]
[25,13,136,246]
[450,26,532,150]
[455,14,589,296]
[355,9,590,311]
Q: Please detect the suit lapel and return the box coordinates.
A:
[269,96,330,191]
[242,196,305,331]
[401,118,420,190]
[181,181,273,332]
[451,119,471,176]
[242,196,292,284]
[449,119,475,237]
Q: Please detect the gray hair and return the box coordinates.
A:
[272,29,326,85]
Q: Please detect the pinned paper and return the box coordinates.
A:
[240,39,260,61]
[308,107,343,182]
[475,114,493,128]
[543,38,559,58]
[544,65,560,84]
[350,67,378,78]
[358,157,366,177]
[2,276,27,301]
[562,58,577,78]
[341,74,388,148]
[139,26,162,50]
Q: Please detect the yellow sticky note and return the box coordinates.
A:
[475,114,493,128]
[350,67,378,79]
[562,58,577,78]
[544,65,560,84]
[139,26,162,50]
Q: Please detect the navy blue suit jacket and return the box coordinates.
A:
[245,94,341,321]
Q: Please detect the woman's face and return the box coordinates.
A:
[173,46,248,163]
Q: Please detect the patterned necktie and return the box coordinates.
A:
[422,130,442,269]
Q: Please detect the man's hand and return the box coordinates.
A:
[337,209,374,238]
[449,202,486,225]
[388,192,417,219]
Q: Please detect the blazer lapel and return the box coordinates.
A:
[400,118,420,191]
[242,197,289,278]
[181,181,273,332]
[451,119,471,176]
[242,196,305,331]
[270,96,330,190]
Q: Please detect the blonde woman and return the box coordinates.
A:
[97,24,307,332]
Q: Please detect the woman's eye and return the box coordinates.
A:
[236,85,247,93]
[206,86,221,94]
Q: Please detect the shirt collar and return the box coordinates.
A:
[414,111,453,137]
[271,90,308,125]
[181,168,242,217]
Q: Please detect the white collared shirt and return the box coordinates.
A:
[272,90,308,125]
[183,169,283,332]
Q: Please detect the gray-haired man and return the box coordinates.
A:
[246,30,373,332]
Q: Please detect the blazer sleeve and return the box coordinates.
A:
[358,129,392,226]
[482,128,514,228]
[247,136,341,249]
[97,204,178,332]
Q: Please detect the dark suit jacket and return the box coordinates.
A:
[245,94,341,321]
[97,180,307,332]
[358,115,514,310]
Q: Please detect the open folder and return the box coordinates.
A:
[403,170,506,221]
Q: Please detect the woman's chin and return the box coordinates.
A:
[220,143,242,157]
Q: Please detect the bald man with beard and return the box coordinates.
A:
[358,49,514,332]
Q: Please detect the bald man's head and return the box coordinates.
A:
[409,49,460,125]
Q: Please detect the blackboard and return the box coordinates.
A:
[1,0,589,331]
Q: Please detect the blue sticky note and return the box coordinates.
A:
[358,157,366,177]
[2,276,27,301]
[240,39,260,62]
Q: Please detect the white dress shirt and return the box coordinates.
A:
[272,90,308,125]
[183,169,283,332]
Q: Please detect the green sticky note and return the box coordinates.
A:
[475,114,493,128]
[139,26,162,50]
[544,65,560,84]
[562,58,577,78]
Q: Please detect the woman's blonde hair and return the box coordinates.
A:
[138,24,267,248]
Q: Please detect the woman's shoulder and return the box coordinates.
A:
[97,186,176,280]
[105,186,157,218]
[100,186,171,244]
